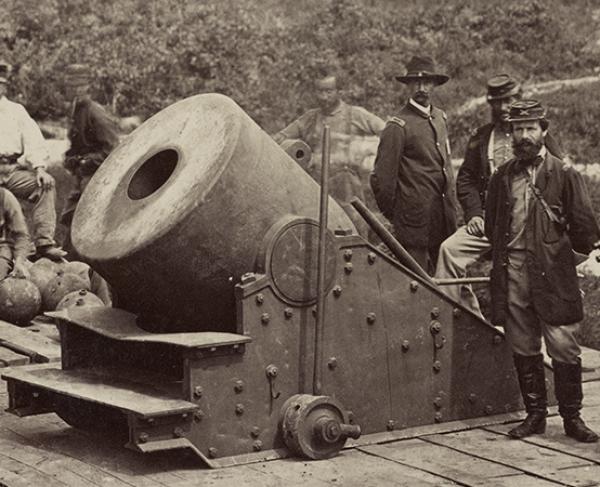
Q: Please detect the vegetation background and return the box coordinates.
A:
[2,0,600,345]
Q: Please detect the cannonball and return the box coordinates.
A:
[29,265,59,296]
[42,272,91,311]
[56,289,104,311]
[32,257,59,272]
[57,261,91,289]
[0,277,42,325]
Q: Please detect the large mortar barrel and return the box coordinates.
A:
[72,94,355,332]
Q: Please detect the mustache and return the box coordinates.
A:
[513,138,542,160]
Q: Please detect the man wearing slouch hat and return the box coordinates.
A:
[371,55,456,274]
[485,99,599,443]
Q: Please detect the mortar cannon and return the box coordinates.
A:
[2,94,528,467]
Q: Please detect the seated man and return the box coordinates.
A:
[0,187,31,281]
[0,60,65,261]
[435,75,562,316]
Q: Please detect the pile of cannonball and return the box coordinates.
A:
[0,258,106,326]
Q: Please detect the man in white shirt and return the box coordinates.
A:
[0,61,65,261]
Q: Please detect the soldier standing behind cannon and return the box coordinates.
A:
[273,71,385,237]
[485,100,599,443]
[61,64,119,256]
[371,55,457,274]
[0,60,66,261]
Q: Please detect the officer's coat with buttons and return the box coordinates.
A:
[371,102,457,248]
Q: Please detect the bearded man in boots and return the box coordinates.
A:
[485,100,599,443]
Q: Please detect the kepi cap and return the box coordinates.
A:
[395,55,449,86]
[486,74,521,101]
[507,99,547,123]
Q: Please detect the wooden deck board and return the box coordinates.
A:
[0,347,29,367]
[361,438,558,487]
[424,428,600,486]
[0,321,60,363]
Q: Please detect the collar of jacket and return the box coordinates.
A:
[405,101,438,119]
[504,149,553,192]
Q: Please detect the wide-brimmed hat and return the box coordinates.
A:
[486,74,521,101]
[507,99,547,123]
[0,61,12,84]
[64,64,91,87]
[395,55,449,86]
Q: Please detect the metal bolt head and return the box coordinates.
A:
[234,380,244,393]
[284,307,293,319]
[333,285,342,297]
[434,412,443,423]
[147,417,155,424]
[312,307,317,316]
[194,410,205,422]
[208,447,218,458]
[366,312,376,325]
[255,293,264,305]
[253,440,263,451]
[251,426,260,438]
[173,427,185,438]
[327,357,338,370]
[266,364,278,378]
[468,393,477,404]
[139,432,149,443]
[430,320,441,334]
[386,420,396,431]
[431,307,441,318]
[453,308,461,318]
[432,360,442,373]
[433,397,443,409]
[401,340,410,352]
[261,312,270,325]
[344,262,353,274]
[367,252,377,264]
[235,403,245,415]
[343,249,353,261]
[410,281,419,292]
[493,334,503,345]
[193,386,203,399]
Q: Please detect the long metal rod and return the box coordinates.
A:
[350,198,433,284]
[434,277,490,285]
[313,125,330,396]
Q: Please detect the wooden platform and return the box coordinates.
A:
[1,322,600,486]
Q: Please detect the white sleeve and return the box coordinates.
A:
[19,106,48,169]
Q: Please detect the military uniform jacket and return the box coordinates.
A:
[457,123,563,223]
[371,102,457,248]
[485,152,600,327]
[65,98,119,172]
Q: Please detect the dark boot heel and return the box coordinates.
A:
[508,412,546,439]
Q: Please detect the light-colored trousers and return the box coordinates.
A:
[1,169,57,248]
[435,225,487,317]
[505,250,580,364]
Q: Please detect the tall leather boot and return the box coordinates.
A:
[553,358,599,443]
[508,353,548,439]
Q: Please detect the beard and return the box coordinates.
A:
[513,138,543,162]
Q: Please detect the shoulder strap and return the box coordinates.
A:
[523,170,565,226]
[387,116,405,128]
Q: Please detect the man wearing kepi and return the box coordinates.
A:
[62,64,119,256]
[371,55,456,274]
[274,72,385,237]
[0,60,65,260]
[485,99,599,442]
[435,75,562,316]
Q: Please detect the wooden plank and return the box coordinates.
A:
[0,320,61,363]
[485,404,600,466]
[245,449,459,487]
[0,452,68,487]
[0,346,29,367]
[360,438,557,486]
[425,428,600,486]
[581,346,600,383]
[1,367,197,417]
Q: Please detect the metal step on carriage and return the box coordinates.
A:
[1,94,540,468]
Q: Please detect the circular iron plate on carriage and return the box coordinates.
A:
[270,221,337,304]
